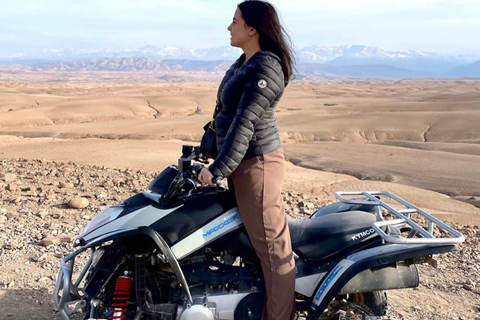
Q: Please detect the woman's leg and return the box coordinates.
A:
[230,149,295,320]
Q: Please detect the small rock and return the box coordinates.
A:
[51,212,63,219]
[32,253,48,262]
[465,279,476,287]
[301,207,312,215]
[1,173,17,183]
[4,241,20,249]
[463,284,474,291]
[7,281,15,288]
[59,181,74,189]
[96,192,107,199]
[45,190,56,200]
[11,196,23,203]
[36,210,49,218]
[68,197,89,209]
[113,177,123,186]
[6,212,18,220]
[39,236,60,246]
[57,234,75,243]
[38,185,53,193]
[37,277,51,283]
[305,202,315,210]
[60,166,73,174]
[6,183,17,191]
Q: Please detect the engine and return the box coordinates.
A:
[171,249,264,320]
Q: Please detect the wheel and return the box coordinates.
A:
[315,290,387,320]
[349,291,387,316]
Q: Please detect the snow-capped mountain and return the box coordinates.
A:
[1,46,243,64]
[2,45,474,66]
[299,45,440,63]
[1,45,478,78]
[299,45,472,73]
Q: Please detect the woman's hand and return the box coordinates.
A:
[198,167,215,186]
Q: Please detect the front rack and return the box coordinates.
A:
[334,191,465,245]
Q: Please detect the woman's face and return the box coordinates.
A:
[227,7,253,48]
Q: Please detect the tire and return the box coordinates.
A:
[349,290,388,316]
[314,290,387,319]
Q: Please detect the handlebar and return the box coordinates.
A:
[190,157,225,187]
[191,163,224,187]
[160,145,224,204]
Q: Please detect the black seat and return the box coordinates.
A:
[288,211,377,261]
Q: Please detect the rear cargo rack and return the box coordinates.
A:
[334,191,465,245]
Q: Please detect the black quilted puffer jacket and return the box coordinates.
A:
[208,51,285,178]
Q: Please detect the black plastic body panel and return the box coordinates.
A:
[148,166,179,194]
[151,189,237,247]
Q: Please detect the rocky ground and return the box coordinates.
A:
[0,158,479,320]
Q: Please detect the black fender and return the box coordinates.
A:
[309,243,456,318]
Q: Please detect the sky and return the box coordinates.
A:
[0,0,479,58]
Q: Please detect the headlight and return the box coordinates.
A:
[78,206,124,238]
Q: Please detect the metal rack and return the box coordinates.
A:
[334,191,465,245]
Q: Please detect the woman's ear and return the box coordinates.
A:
[248,27,257,37]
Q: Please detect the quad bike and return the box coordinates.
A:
[53,145,465,320]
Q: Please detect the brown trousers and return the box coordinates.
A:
[228,148,295,320]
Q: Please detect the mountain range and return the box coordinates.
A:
[1,45,479,79]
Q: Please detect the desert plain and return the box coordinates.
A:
[1,72,480,219]
[0,71,479,319]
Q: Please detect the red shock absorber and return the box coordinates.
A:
[109,275,133,320]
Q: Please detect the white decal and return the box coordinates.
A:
[351,228,376,241]
[171,208,242,260]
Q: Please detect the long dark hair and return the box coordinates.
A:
[238,0,296,85]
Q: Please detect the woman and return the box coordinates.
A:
[198,1,296,319]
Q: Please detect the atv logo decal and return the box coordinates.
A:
[312,259,354,306]
[351,228,375,241]
[202,213,240,238]
[314,265,343,301]
[257,79,267,88]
